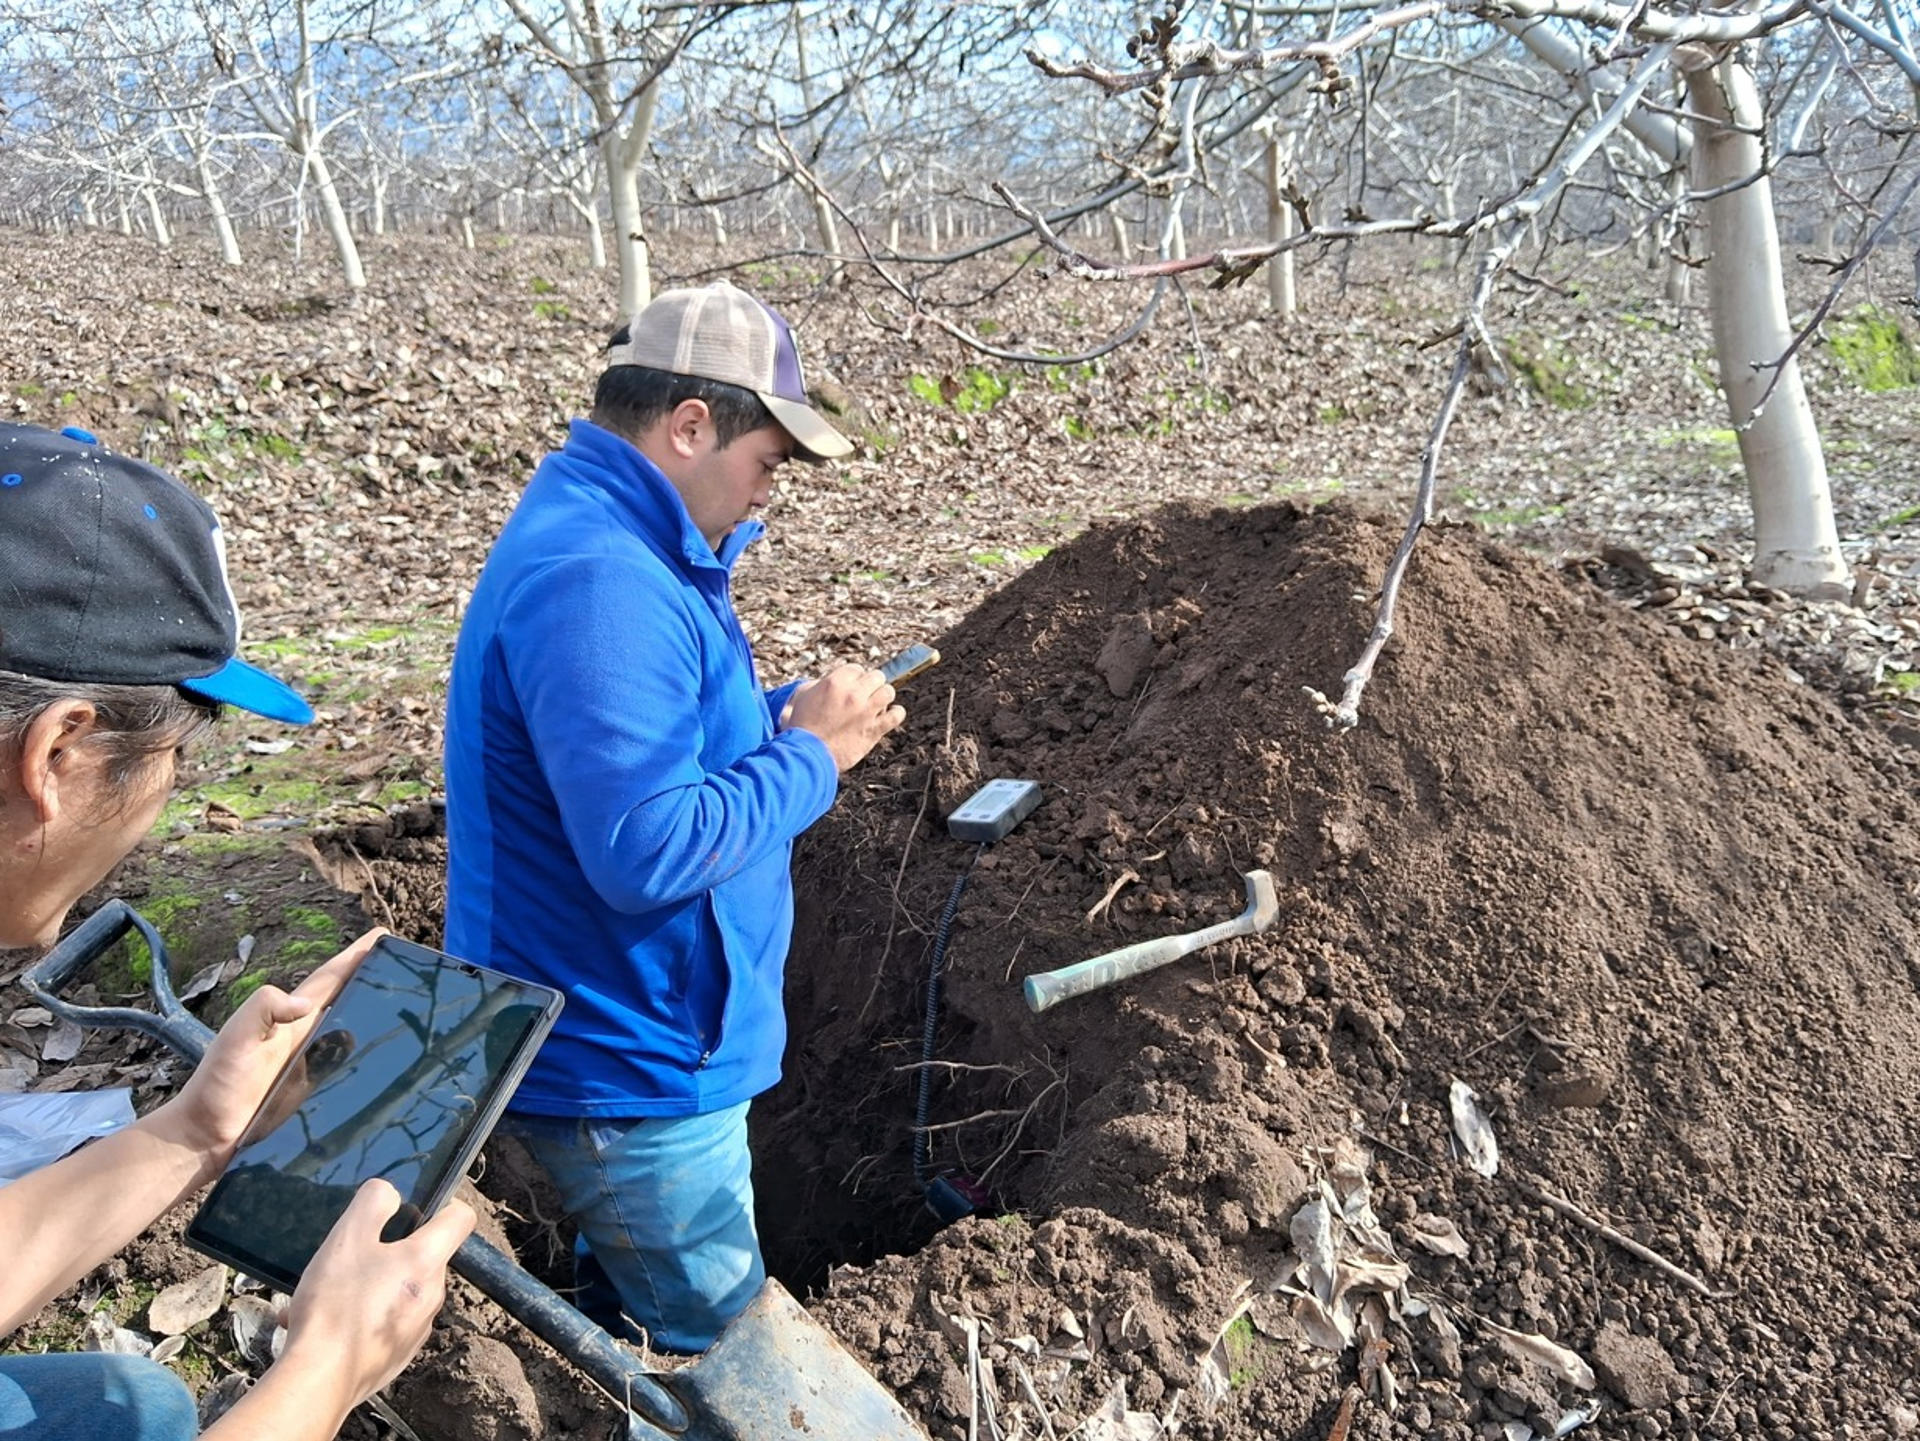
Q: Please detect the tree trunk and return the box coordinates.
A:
[605,139,651,313]
[305,147,367,290]
[142,186,172,249]
[568,191,607,269]
[197,152,243,266]
[1684,53,1846,598]
[1265,131,1296,317]
[460,214,476,249]
[371,170,388,237]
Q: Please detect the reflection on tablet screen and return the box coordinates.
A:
[193,944,550,1288]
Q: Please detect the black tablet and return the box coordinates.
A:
[185,935,562,1292]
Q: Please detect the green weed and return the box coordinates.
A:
[1873,503,1920,531]
[530,276,557,295]
[1225,1314,1259,1388]
[1828,306,1920,391]
[227,970,269,1007]
[1502,333,1592,408]
[1473,502,1567,527]
[908,368,1013,413]
[533,300,571,321]
[1062,414,1093,441]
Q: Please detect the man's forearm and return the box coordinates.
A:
[0,1104,213,1334]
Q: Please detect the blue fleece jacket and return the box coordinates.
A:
[443,420,841,1117]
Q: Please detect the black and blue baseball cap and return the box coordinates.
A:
[0,423,313,724]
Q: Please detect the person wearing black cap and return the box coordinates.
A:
[444,281,903,1352]
[0,424,474,1440]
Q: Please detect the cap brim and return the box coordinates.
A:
[180,657,315,725]
[761,393,854,462]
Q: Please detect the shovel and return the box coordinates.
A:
[25,900,930,1441]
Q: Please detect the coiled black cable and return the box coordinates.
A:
[912,844,985,1187]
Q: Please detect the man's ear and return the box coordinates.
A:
[14,701,99,825]
[664,398,712,460]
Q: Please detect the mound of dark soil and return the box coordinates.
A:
[769,498,1920,1440]
[291,498,1919,1441]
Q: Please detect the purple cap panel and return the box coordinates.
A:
[760,302,809,404]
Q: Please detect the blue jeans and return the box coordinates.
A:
[0,1353,197,1440]
[504,1102,764,1354]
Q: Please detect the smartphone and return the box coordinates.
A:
[185,936,563,1292]
[879,642,941,687]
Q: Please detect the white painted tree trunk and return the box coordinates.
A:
[1684,53,1847,598]
[460,214,476,249]
[197,152,242,266]
[568,191,607,269]
[371,170,388,236]
[605,139,651,314]
[305,147,366,290]
[1265,131,1296,317]
[142,186,172,249]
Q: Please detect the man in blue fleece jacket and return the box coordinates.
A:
[443,281,904,1352]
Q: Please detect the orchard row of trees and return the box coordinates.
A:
[2,0,1917,651]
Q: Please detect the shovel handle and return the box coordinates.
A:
[452,1236,691,1437]
[21,899,215,1062]
[1023,916,1245,1014]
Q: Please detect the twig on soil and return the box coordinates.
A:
[1241,1029,1286,1072]
[1326,1385,1361,1441]
[1704,1371,1745,1430]
[1458,1018,1532,1063]
[344,841,397,930]
[987,856,1059,932]
[1001,936,1027,982]
[1013,1358,1060,1441]
[1085,868,1140,924]
[1515,1172,1719,1298]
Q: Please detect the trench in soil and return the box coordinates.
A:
[306,805,962,1301]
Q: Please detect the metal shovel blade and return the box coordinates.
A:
[669,1279,929,1441]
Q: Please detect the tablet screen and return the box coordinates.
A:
[186,937,559,1291]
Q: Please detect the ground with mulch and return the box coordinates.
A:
[2,227,1917,1441]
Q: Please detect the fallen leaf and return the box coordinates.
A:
[1450,1078,1501,1177]
[41,1019,84,1064]
[1484,1317,1597,1389]
[82,1311,152,1356]
[1408,1212,1471,1257]
[150,1265,228,1335]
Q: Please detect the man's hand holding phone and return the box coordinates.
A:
[784,664,905,772]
